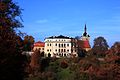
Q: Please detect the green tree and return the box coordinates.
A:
[92,36,109,57]
[0,0,26,80]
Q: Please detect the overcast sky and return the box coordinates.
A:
[14,0,120,47]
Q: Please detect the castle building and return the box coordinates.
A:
[33,41,45,52]
[33,24,91,57]
[44,35,78,57]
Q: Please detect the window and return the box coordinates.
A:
[64,49,66,52]
[64,54,66,56]
[55,49,57,52]
[59,44,60,47]
[55,43,57,46]
[67,49,69,52]
[39,48,41,50]
[59,53,61,56]
[47,49,49,52]
[59,49,60,52]
[50,44,51,46]
[50,49,51,52]
[61,44,63,47]
[67,44,69,47]
[47,44,49,46]
[61,49,63,52]
[74,54,76,56]
[42,48,44,50]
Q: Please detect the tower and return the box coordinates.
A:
[79,24,91,51]
[81,24,90,41]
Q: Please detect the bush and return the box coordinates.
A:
[60,60,68,69]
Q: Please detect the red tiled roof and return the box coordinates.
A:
[78,40,91,48]
[34,41,45,47]
[82,40,91,48]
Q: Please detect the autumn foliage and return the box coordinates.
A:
[0,0,27,80]
[25,37,120,80]
[60,60,68,69]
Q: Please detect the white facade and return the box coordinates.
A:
[44,36,77,57]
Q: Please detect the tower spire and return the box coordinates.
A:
[83,24,87,36]
[85,24,87,33]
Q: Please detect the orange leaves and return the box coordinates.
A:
[30,50,41,69]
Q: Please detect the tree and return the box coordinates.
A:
[111,42,120,56]
[41,52,44,57]
[60,60,68,69]
[75,36,80,40]
[77,48,86,57]
[23,35,35,51]
[92,36,109,57]
[0,0,26,80]
[105,42,120,64]
[30,50,41,76]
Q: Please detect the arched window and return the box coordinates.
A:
[55,43,57,46]
[67,49,69,52]
[55,49,57,52]
[59,49,60,52]
[61,49,63,52]
[61,44,63,47]
[59,44,60,47]
[64,54,66,56]
[67,44,69,47]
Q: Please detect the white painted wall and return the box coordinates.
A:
[44,38,75,57]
